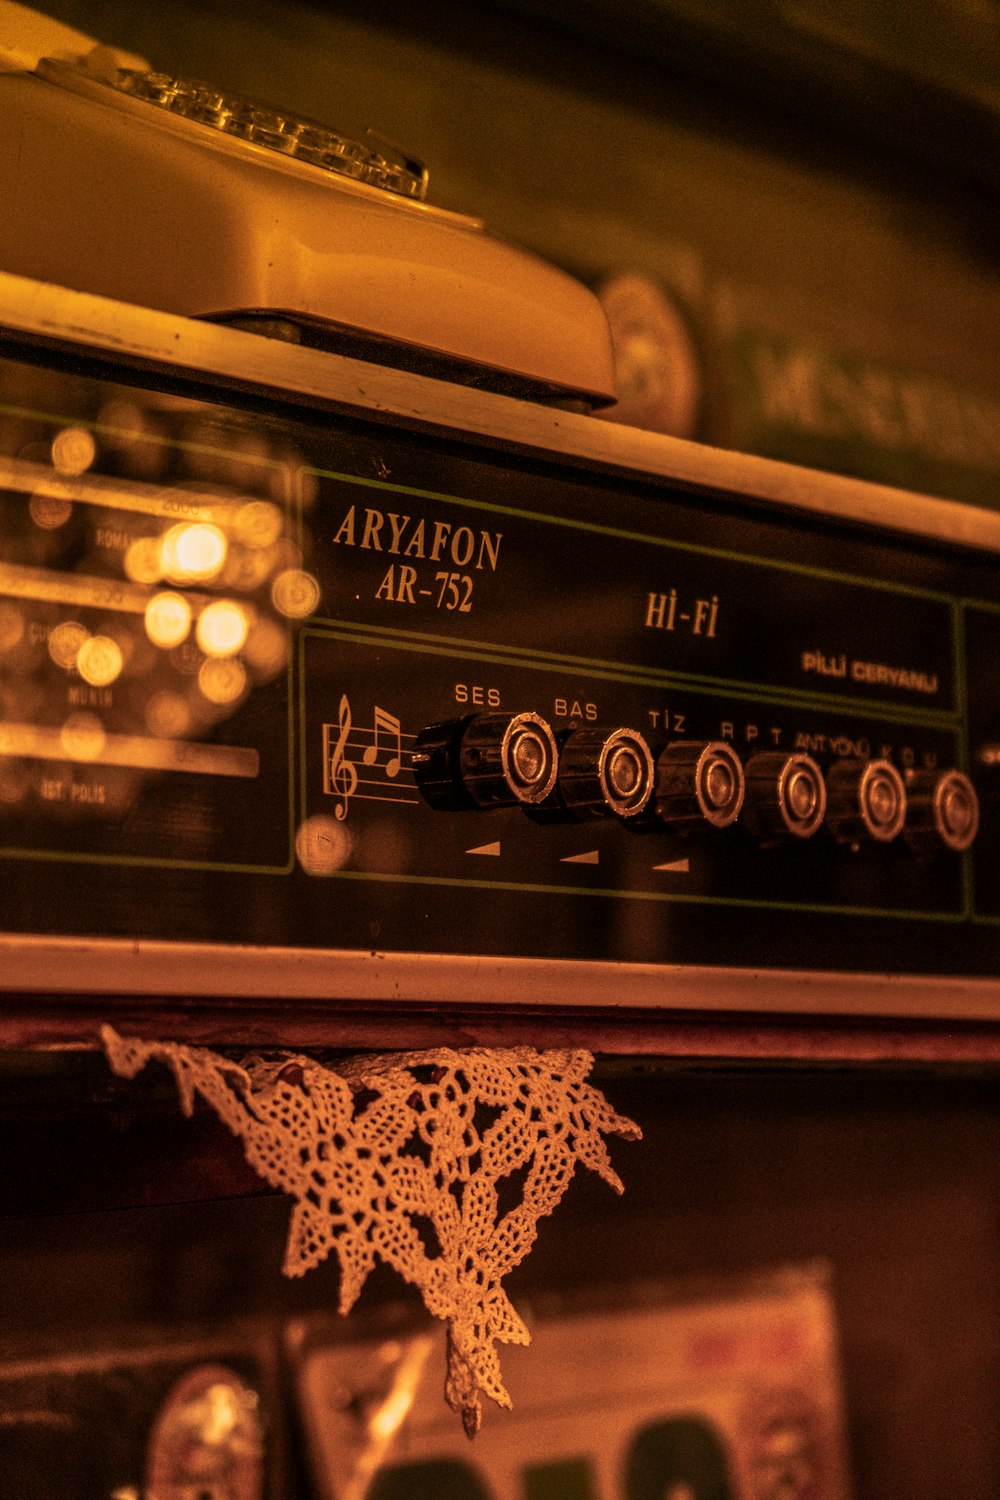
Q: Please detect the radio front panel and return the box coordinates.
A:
[1,331,1000,982]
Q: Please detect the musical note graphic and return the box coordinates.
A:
[363,706,402,779]
[320,695,420,822]
[323,693,358,820]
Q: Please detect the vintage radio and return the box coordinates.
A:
[1,2,1000,1057]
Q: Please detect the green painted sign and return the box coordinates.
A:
[730,331,1000,509]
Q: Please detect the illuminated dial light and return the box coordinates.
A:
[29,492,73,530]
[0,764,29,806]
[198,656,247,705]
[48,620,89,670]
[145,690,192,739]
[50,426,96,476]
[234,499,284,548]
[243,617,289,679]
[196,599,250,658]
[160,522,228,584]
[0,603,24,652]
[77,634,124,687]
[271,568,320,619]
[60,712,106,762]
[223,546,272,591]
[98,397,146,441]
[295,814,353,874]
[124,536,163,584]
[145,591,193,649]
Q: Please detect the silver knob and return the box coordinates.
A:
[413,711,558,810]
[655,740,744,831]
[904,768,979,853]
[742,752,827,842]
[825,759,907,844]
[547,725,655,821]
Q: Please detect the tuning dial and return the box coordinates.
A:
[903,768,979,854]
[742,751,827,842]
[825,758,907,845]
[411,710,558,810]
[531,726,655,822]
[654,740,745,831]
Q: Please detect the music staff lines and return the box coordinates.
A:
[322,696,419,820]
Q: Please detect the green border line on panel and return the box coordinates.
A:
[303,463,957,604]
[310,615,959,729]
[0,401,291,486]
[959,595,1000,616]
[300,626,965,922]
[0,399,299,875]
[0,843,291,875]
[298,627,310,827]
[305,461,962,719]
[953,599,976,919]
[285,638,298,869]
[302,624,961,733]
[957,598,1000,926]
[315,865,966,923]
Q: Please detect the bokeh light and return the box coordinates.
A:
[295,814,353,874]
[29,492,73,529]
[145,591,193,650]
[145,690,192,739]
[50,426,96,476]
[48,620,89,670]
[243,617,289,680]
[60,711,106,761]
[198,657,247,706]
[77,634,124,687]
[0,602,25,652]
[271,568,320,619]
[234,499,284,548]
[160,522,227,584]
[124,536,163,585]
[196,599,249,658]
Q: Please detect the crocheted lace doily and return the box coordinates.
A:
[102,1028,640,1434]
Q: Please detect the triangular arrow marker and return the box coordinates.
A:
[561,850,600,865]
[654,857,690,873]
[467,841,501,857]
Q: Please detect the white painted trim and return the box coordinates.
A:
[2,936,999,1021]
[2,271,999,555]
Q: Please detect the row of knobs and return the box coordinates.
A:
[411,711,980,854]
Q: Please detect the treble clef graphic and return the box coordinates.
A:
[325,693,358,820]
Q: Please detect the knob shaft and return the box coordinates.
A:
[825,758,907,844]
[655,740,745,831]
[412,711,558,810]
[742,751,827,841]
[904,768,979,854]
[533,725,655,821]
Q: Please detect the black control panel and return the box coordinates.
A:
[2,345,1000,977]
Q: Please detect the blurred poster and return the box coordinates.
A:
[292,1262,852,1500]
[727,329,1000,509]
